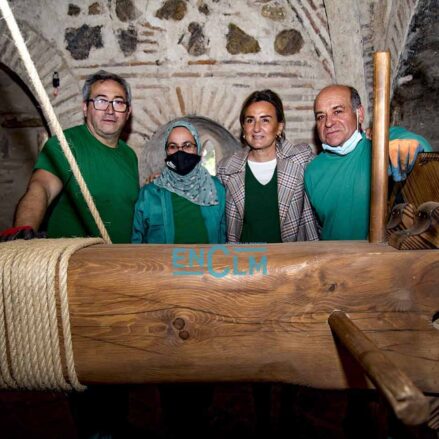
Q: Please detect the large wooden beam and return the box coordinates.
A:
[67,242,439,391]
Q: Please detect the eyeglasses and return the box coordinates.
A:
[87,98,129,113]
[166,142,197,153]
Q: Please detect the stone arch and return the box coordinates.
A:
[139,116,241,181]
[285,0,335,78]
[383,0,420,86]
[0,19,83,131]
[361,0,420,107]
[0,62,49,134]
[0,63,47,229]
[133,84,248,143]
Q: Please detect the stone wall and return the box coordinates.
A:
[0,0,435,230]
[391,0,439,148]
[0,0,428,152]
[1,0,334,153]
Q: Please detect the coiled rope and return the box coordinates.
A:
[0,0,111,243]
[0,238,103,391]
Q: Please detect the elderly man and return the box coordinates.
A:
[304,84,431,240]
[1,70,139,243]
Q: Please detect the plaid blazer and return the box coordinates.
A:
[217,139,319,243]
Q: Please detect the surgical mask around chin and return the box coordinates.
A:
[322,130,363,156]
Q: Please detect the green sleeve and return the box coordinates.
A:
[34,135,75,184]
[128,146,140,183]
[389,126,432,152]
[132,185,149,243]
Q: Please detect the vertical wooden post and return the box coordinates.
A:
[370,51,391,243]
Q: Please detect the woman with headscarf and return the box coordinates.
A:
[132,120,226,244]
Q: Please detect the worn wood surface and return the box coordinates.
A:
[387,203,415,233]
[389,202,439,249]
[387,153,439,249]
[328,311,429,426]
[66,242,439,391]
[402,153,439,206]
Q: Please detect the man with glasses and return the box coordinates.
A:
[3,70,139,243]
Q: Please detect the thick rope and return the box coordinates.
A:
[0,0,112,244]
[0,238,103,391]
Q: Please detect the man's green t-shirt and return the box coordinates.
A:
[304,127,432,240]
[35,125,139,243]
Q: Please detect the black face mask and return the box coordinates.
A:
[165,150,201,176]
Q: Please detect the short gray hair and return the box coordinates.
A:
[82,70,132,104]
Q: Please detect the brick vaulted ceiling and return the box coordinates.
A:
[0,0,437,155]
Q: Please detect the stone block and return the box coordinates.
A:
[67,3,80,16]
[261,3,286,21]
[117,25,138,56]
[186,22,207,56]
[116,0,141,22]
[88,2,102,15]
[65,25,103,60]
[274,29,303,56]
[155,0,187,21]
[226,24,260,55]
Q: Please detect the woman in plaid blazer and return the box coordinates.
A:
[217,89,319,243]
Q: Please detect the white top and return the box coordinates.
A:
[247,158,277,185]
